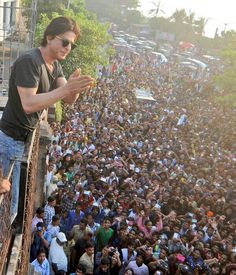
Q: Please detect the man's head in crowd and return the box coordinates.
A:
[75,264,86,275]
[102,217,112,229]
[85,241,94,256]
[48,196,56,207]
[100,257,110,272]
[36,249,47,264]
[135,253,145,267]
[52,215,61,226]
[36,207,45,219]
[79,218,88,231]
[56,232,67,246]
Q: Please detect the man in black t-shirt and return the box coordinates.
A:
[0,16,94,221]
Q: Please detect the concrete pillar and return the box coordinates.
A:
[34,121,52,208]
[5,2,11,31]
[0,0,4,42]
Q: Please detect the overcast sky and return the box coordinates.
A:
[139,0,236,37]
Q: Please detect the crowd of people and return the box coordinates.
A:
[30,48,236,275]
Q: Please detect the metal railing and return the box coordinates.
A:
[0,167,13,275]
[15,127,40,275]
[0,125,40,275]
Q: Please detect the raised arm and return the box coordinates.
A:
[18,69,94,114]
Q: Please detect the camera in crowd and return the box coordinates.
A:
[178,263,191,274]
[109,247,116,257]
[156,260,169,273]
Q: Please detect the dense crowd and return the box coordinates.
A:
[30,49,236,275]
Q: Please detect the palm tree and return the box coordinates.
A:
[170,9,187,24]
[194,17,209,36]
[185,10,195,25]
[149,0,165,18]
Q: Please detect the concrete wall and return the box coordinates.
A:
[34,121,52,208]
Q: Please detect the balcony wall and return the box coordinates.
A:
[0,120,51,275]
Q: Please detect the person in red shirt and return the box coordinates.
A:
[78,191,94,212]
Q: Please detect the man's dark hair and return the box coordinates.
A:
[48,196,55,202]
[41,16,80,46]
[76,264,86,273]
[37,248,46,256]
[80,218,88,225]
[55,271,66,275]
[85,241,94,249]
[103,216,112,223]
[36,207,44,215]
[52,214,60,222]
[76,200,82,206]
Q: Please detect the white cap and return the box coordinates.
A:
[57,232,67,243]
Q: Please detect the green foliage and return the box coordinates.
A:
[55,101,63,122]
[213,31,236,107]
[214,66,236,94]
[84,0,141,26]
[215,93,236,108]
[35,9,112,78]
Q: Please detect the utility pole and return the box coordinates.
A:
[30,0,38,48]
[223,23,228,33]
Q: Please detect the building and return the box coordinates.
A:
[0,0,20,42]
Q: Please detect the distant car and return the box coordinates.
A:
[149,52,168,63]
[114,37,127,45]
[158,48,171,56]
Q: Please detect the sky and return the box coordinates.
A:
[139,0,236,38]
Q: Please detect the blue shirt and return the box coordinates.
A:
[66,210,85,232]
[31,258,50,275]
[44,224,60,244]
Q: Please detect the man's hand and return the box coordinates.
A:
[0,179,11,194]
[65,68,94,96]
[0,168,11,194]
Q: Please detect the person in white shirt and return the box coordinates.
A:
[44,215,60,244]
[79,241,95,274]
[121,242,137,266]
[45,164,56,198]
[49,232,68,274]
[31,249,50,275]
[32,207,45,233]
[127,254,149,275]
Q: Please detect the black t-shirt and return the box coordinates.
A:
[0,48,64,140]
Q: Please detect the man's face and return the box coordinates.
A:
[86,247,94,256]
[48,31,76,60]
[38,212,44,219]
[54,219,60,226]
[79,222,86,231]
[50,200,56,207]
[75,204,82,212]
[103,220,111,229]
[193,249,201,260]
[102,199,108,208]
[101,263,109,272]
[128,244,134,252]
[37,252,46,264]
[136,255,143,266]
[87,215,93,224]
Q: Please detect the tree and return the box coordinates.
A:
[148,0,165,18]
[126,9,144,26]
[84,0,140,22]
[170,9,187,24]
[34,10,113,78]
[194,17,209,36]
[148,16,170,32]
[214,31,236,107]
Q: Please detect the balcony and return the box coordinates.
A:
[0,120,51,274]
